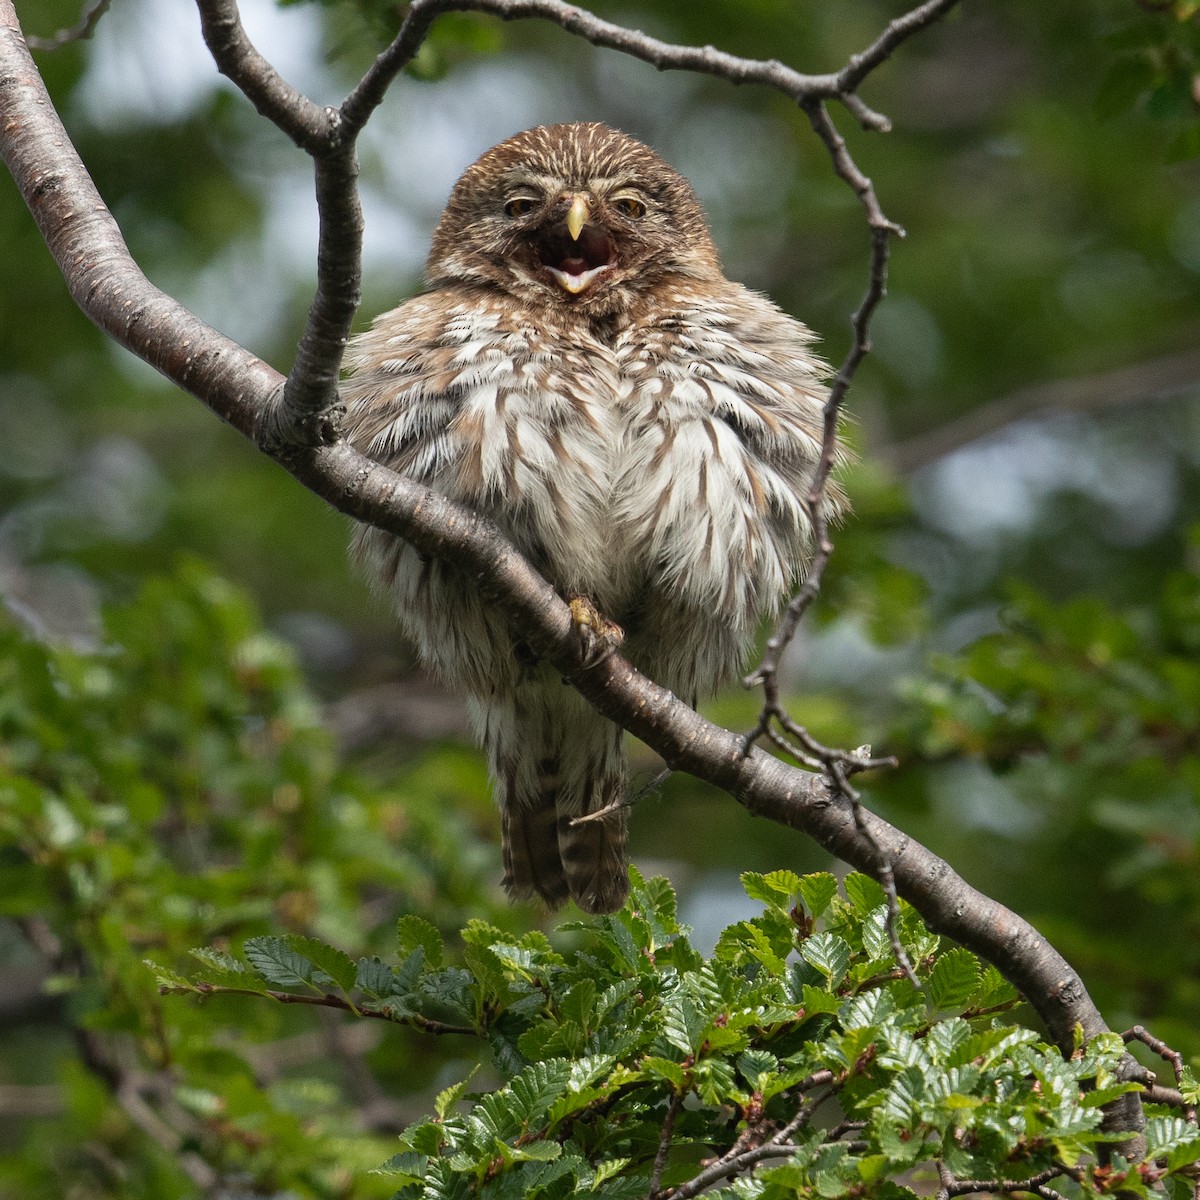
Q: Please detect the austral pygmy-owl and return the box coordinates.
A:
[342,122,844,914]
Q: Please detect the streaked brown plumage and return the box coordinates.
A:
[343,122,844,914]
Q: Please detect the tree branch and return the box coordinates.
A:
[182,981,474,1034]
[24,0,110,51]
[195,0,362,449]
[881,345,1200,476]
[194,0,331,152]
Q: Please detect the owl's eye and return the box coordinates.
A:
[613,195,646,219]
[504,196,538,218]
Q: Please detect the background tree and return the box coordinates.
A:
[1,1,1199,1197]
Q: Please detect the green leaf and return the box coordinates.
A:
[397,915,445,968]
[843,872,886,915]
[243,936,317,988]
[799,872,839,919]
[184,951,262,997]
[509,1059,573,1127]
[435,1065,480,1118]
[285,935,356,993]
[741,869,802,909]
[355,955,396,997]
[1147,1115,1200,1161]
[510,1140,562,1163]
[800,933,851,988]
[374,1151,430,1183]
[928,947,981,1012]
[590,1157,631,1189]
[642,1056,687,1089]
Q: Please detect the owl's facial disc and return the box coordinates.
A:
[533,194,615,296]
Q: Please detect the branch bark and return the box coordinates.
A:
[0,0,1144,1160]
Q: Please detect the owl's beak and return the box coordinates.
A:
[565,194,591,242]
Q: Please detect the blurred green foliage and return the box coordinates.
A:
[0,563,515,1197]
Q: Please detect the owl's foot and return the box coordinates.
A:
[567,594,624,667]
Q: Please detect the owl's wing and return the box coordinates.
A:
[341,293,500,491]
[615,283,844,698]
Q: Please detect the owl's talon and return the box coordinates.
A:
[568,594,624,667]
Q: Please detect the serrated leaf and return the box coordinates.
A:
[243,936,316,988]
[928,947,981,1012]
[435,1065,480,1118]
[187,946,255,991]
[741,869,801,909]
[800,932,851,987]
[799,983,840,1015]
[972,963,1018,1010]
[397,915,444,968]
[590,1157,631,1188]
[285,935,356,993]
[633,870,678,930]
[799,872,839,919]
[373,1151,430,1182]
[355,955,396,997]
[511,1139,562,1162]
[641,1056,687,1089]
[145,960,193,990]
[1147,1115,1200,1159]
[738,1049,778,1087]
[861,905,891,962]
[843,872,886,914]
[509,1059,573,1127]
[559,978,596,1030]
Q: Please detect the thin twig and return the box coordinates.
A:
[26,0,111,51]
[647,1090,684,1197]
[664,1073,836,1199]
[571,766,672,825]
[182,981,473,1034]
[344,0,939,133]
[1124,1025,1198,1124]
[939,1163,1078,1199]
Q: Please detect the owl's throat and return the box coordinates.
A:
[535,223,614,296]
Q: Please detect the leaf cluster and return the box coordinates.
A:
[175,869,1200,1200]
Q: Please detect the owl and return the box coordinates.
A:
[342,122,843,914]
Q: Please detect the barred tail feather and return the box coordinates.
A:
[501,773,569,909]
[476,687,630,915]
[556,719,629,914]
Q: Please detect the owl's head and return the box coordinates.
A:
[426,123,721,316]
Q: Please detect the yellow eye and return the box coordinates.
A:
[613,195,646,219]
[504,196,538,218]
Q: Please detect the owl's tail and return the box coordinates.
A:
[474,688,629,915]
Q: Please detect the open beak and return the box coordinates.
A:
[538,192,614,296]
